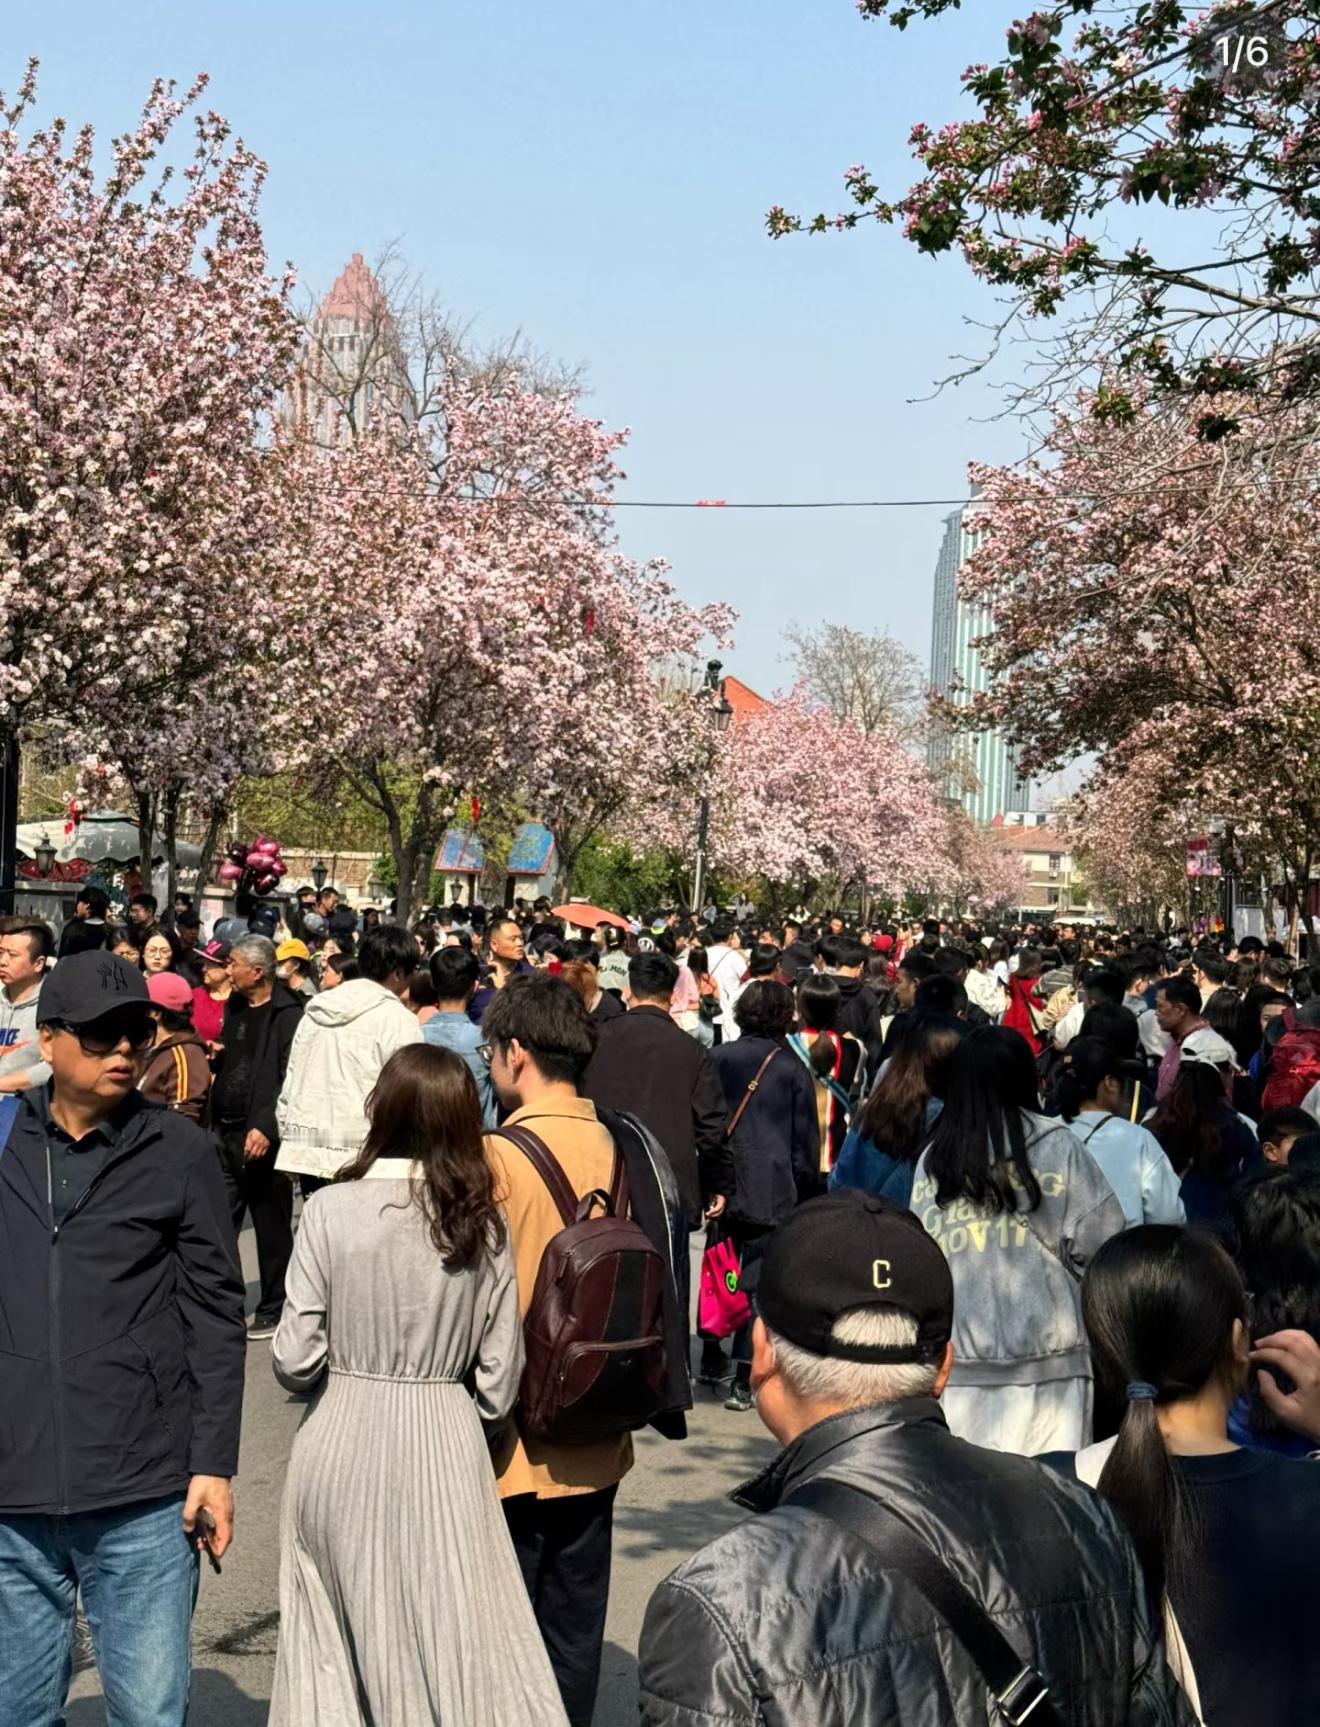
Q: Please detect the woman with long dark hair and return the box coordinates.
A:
[1077,1227,1320,1726]
[787,973,862,1172]
[271,1044,567,1726]
[1146,1038,1258,1226]
[1001,945,1046,1056]
[910,1025,1125,1454]
[829,1015,964,1206]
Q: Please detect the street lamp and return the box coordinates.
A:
[691,661,730,916]
[367,872,385,904]
[311,857,328,893]
[34,831,56,878]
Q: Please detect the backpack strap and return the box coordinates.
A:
[726,1048,779,1138]
[497,1124,578,1228]
[787,1477,1060,1727]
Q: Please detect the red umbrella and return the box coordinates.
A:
[551,902,629,931]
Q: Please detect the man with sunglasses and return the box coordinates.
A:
[0,950,245,1726]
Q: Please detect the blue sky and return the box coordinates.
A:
[20,0,1032,693]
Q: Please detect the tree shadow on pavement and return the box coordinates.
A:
[66,1668,269,1727]
[613,1424,776,1562]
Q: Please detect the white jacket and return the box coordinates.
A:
[275,979,423,1178]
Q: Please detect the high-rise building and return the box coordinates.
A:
[926,496,1031,824]
[279,253,410,447]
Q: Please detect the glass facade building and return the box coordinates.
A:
[926,501,1031,824]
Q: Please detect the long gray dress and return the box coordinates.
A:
[269,1163,568,1726]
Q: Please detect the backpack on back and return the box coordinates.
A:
[499,1122,670,1445]
[1261,1011,1320,1112]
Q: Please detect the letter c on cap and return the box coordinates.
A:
[872,1258,891,1290]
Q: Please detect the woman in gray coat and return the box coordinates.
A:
[270,1044,567,1727]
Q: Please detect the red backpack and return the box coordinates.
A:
[498,1123,670,1444]
[1261,1011,1320,1112]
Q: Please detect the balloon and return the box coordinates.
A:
[270,858,288,877]
[256,839,279,856]
[227,843,247,865]
[255,872,279,895]
[245,850,269,870]
[218,862,242,884]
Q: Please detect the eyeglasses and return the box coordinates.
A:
[47,1016,155,1057]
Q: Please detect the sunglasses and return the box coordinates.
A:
[48,1015,155,1057]
[476,1043,494,1064]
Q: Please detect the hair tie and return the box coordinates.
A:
[1125,1381,1159,1403]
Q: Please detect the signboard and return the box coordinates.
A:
[435,828,485,874]
[1186,837,1223,878]
[506,823,555,878]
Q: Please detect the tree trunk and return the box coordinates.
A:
[161,782,181,910]
[0,731,18,915]
[194,801,228,902]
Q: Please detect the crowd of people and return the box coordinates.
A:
[1,883,1319,1725]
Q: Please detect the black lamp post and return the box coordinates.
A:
[34,830,56,879]
[311,857,328,893]
[691,661,733,915]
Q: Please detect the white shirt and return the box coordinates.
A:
[964,967,1005,1020]
[705,943,747,1042]
[1071,1110,1185,1229]
[1053,999,1086,1050]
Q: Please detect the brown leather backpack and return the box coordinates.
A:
[499,1123,670,1444]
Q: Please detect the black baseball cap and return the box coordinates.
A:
[37,951,150,1027]
[757,1190,953,1365]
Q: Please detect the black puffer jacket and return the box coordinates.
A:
[639,1400,1194,1726]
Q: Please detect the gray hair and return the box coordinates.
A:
[767,1306,940,1407]
[230,934,277,978]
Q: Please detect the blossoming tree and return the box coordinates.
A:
[0,63,296,895]
[771,2,1320,423]
[953,385,1320,938]
[697,685,948,910]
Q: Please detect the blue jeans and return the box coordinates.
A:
[0,1492,198,1726]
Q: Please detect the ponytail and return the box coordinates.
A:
[808,1030,838,1078]
[1095,1393,1183,1603]
[1082,1227,1247,1603]
[1056,1036,1121,1124]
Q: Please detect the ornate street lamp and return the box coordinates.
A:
[366,873,385,904]
[691,661,729,915]
[34,831,56,878]
[311,857,328,892]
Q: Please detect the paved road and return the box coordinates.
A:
[67,1231,774,1726]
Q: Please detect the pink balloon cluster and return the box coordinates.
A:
[216,834,287,896]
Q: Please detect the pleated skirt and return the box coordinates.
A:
[270,1371,569,1727]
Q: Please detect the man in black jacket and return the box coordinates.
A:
[640,1192,1193,1727]
[0,951,245,1727]
[582,950,731,1325]
[817,932,884,1065]
[211,933,303,1339]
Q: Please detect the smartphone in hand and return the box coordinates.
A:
[194,1507,222,1575]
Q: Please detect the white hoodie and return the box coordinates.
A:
[275,978,423,1179]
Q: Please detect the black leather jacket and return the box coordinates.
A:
[639,1399,1195,1726]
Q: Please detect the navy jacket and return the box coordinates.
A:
[711,1034,821,1228]
[0,1087,245,1514]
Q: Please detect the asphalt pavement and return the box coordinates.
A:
[66,1231,775,1726]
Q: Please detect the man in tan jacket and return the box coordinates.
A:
[483,972,631,1727]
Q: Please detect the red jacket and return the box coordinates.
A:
[1002,973,1045,1055]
